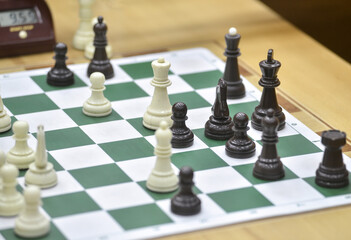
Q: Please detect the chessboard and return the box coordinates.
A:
[0,48,351,240]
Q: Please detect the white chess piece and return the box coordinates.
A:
[25,125,57,188]
[0,92,11,133]
[143,58,173,130]
[7,121,35,169]
[73,0,95,50]
[83,72,112,117]
[0,163,24,216]
[14,185,50,238]
[0,150,6,190]
[84,17,113,59]
[146,121,178,192]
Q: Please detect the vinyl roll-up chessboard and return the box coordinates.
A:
[0,48,351,240]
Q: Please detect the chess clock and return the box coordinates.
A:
[0,0,56,57]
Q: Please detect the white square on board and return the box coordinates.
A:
[112,96,152,120]
[46,87,90,109]
[186,107,212,130]
[0,77,43,98]
[282,152,324,178]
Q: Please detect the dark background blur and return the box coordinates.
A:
[260,0,351,63]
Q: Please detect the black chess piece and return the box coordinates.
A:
[253,108,284,180]
[46,43,74,86]
[225,112,256,158]
[87,16,114,79]
[315,130,349,188]
[251,49,285,131]
[221,27,245,99]
[204,79,234,140]
[171,102,194,148]
[171,166,201,216]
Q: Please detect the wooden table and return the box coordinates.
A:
[1,0,351,239]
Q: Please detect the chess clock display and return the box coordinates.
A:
[0,0,55,57]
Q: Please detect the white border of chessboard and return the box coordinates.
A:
[1,48,351,240]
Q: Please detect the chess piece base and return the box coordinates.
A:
[253,156,285,180]
[87,61,114,79]
[205,116,234,140]
[225,78,246,99]
[171,195,201,216]
[25,162,57,189]
[171,131,194,148]
[225,140,256,158]
[0,114,11,133]
[143,111,172,130]
[0,193,24,216]
[83,101,112,117]
[315,163,349,188]
[251,107,285,131]
[15,215,50,238]
[7,151,35,170]
[146,170,178,193]
[47,70,74,86]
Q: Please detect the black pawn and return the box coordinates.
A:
[205,79,234,140]
[221,27,245,99]
[171,166,201,216]
[87,16,114,79]
[253,108,284,180]
[171,102,194,148]
[315,130,349,188]
[47,43,74,86]
[225,112,256,158]
[251,49,285,131]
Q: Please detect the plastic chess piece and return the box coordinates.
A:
[87,16,114,79]
[0,92,11,133]
[315,130,349,188]
[143,58,173,130]
[25,125,57,189]
[73,0,95,50]
[85,17,113,59]
[83,72,112,117]
[0,150,6,190]
[205,79,234,140]
[7,121,35,169]
[146,121,178,193]
[253,108,284,180]
[14,185,50,238]
[0,163,24,216]
[46,43,74,86]
[171,102,194,148]
[251,49,285,131]
[171,166,201,215]
[225,112,256,158]
[221,27,245,99]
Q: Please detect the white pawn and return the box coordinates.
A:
[143,58,173,130]
[0,92,11,133]
[0,150,6,190]
[146,121,178,192]
[7,121,35,169]
[14,185,50,238]
[73,0,95,50]
[0,163,24,216]
[83,72,112,117]
[84,17,113,59]
[25,125,57,188]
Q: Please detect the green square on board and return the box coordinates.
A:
[104,82,148,101]
[233,163,298,185]
[193,128,227,147]
[99,137,154,162]
[3,94,59,115]
[0,223,65,240]
[257,134,322,158]
[34,127,94,151]
[64,107,122,126]
[109,203,173,230]
[180,70,222,89]
[138,181,202,201]
[172,149,228,171]
[0,116,17,138]
[169,91,211,110]
[119,61,173,80]
[69,163,132,189]
[304,175,351,197]
[228,101,259,119]
[31,74,87,92]
[42,191,101,218]
[209,187,273,213]
[127,118,155,136]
